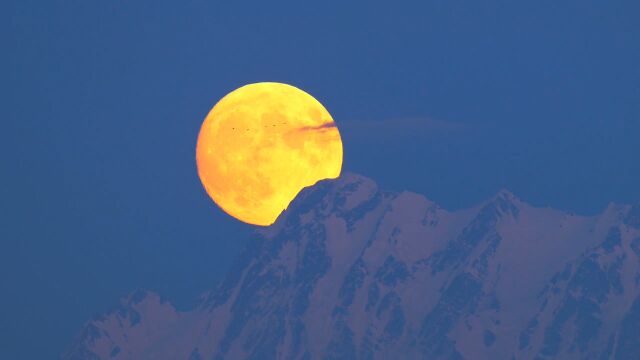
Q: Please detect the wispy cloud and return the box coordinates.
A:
[297,122,338,132]
[338,117,467,141]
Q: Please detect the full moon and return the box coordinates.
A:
[196,82,343,226]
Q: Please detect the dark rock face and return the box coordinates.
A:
[64,173,640,360]
[625,204,640,228]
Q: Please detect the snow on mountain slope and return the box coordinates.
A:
[64,173,640,359]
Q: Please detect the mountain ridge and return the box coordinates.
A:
[63,172,640,359]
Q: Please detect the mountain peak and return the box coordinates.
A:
[476,188,522,220]
[494,188,518,201]
[268,172,381,229]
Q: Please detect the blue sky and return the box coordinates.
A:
[2,0,639,358]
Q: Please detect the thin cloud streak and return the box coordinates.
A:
[338,117,467,141]
[297,122,338,132]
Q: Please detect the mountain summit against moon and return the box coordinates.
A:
[65,173,640,359]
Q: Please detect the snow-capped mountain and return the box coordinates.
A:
[64,173,640,359]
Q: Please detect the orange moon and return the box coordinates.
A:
[196,82,343,226]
